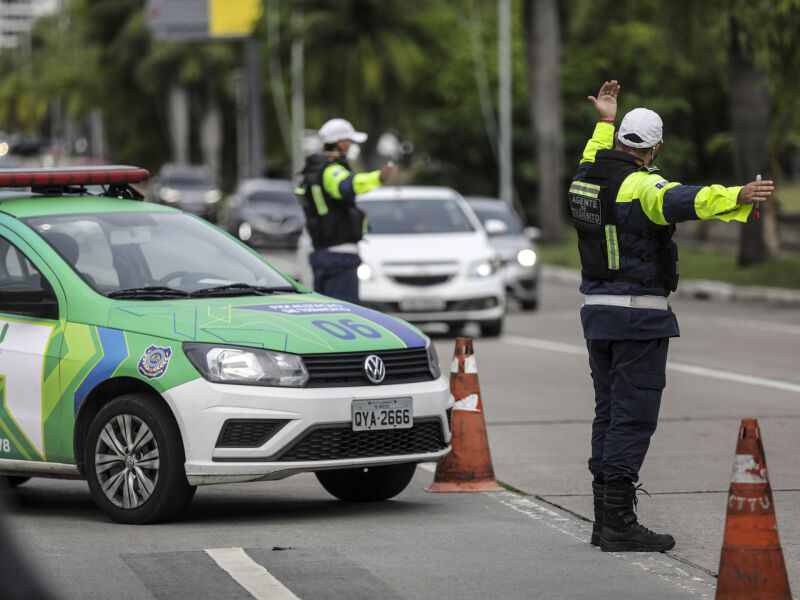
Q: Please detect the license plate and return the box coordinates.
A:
[399,297,445,312]
[352,398,413,431]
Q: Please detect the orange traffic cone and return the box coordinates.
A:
[716,418,792,599]
[426,337,503,493]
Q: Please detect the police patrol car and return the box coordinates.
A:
[0,166,451,523]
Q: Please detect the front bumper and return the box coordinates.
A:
[360,275,506,324]
[162,376,452,485]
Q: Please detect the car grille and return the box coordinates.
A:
[391,275,452,286]
[361,296,500,314]
[216,419,289,447]
[272,417,447,462]
[302,347,434,387]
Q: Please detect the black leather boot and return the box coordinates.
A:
[591,479,604,546]
[600,480,675,552]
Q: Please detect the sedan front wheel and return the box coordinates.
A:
[85,394,195,524]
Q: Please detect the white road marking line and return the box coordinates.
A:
[205,547,300,600]
[487,492,716,599]
[502,334,800,394]
[712,316,800,336]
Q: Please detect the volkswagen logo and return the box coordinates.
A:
[363,354,386,384]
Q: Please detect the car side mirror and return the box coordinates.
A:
[484,218,509,236]
[0,282,58,319]
[524,226,541,241]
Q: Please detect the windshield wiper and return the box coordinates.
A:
[107,286,190,299]
[189,283,299,297]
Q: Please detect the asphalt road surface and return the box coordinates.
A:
[2,255,798,599]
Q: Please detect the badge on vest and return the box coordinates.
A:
[569,181,602,224]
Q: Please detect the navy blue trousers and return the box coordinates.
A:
[309,249,360,304]
[586,338,669,483]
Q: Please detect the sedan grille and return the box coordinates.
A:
[272,418,447,462]
[302,347,433,387]
[391,275,452,286]
[216,419,289,447]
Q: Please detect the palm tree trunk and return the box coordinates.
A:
[728,18,772,266]
[525,0,564,243]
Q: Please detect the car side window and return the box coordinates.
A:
[0,237,59,319]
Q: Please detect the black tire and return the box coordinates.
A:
[316,463,417,502]
[479,319,504,337]
[85,393,195,524]
[1,476,29,487]
[520,299,538,311]
[446,322,465,336]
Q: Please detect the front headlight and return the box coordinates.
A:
[159,187,181,202]
[468,258,499,278]
[184,343,308,387]
[517,248,537,268]
[204,189,222,204]
[357,263,373,282]
[427,339,441,379]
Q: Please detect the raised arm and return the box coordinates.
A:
[588,80,620,122]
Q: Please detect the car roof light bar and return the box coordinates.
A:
[0,166,150,188]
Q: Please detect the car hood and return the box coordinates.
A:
[242,205,303,218]
[487,234,535,259]
[106,294,428,353]
[360,233,495,264]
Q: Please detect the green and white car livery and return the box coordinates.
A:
[0,167,451,523]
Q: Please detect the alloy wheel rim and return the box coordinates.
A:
[94,414,160,509]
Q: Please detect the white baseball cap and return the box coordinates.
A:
[618,108,663,148]
[319,118,368,144]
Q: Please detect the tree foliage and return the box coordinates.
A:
[0,0,798,246]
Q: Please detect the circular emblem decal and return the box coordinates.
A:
[363,354,386,384]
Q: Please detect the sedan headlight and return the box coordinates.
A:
[159,187,181,203]
[427,339,441,379]
[357,263,373,282]
[517,248,537,268]
[184,343,308,387]
[204,189,222,204]
[468,258,499,278]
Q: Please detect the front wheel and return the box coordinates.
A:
[316,463,417,502]
[479,318,504,337]
[85,393,195,524]
[1,476,29,487]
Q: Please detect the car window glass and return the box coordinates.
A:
[471,206,523,234]
[248,191,298,206]
[0,237,40,285]
[26,212,292,294]
[38,220,118,287]
[0,236,58,318]
[361,199,476,234]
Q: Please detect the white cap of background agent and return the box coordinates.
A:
[618,108,663,148]
[319,118,368,144]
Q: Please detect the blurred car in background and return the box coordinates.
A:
[148,164,221,222]
[297,186,506,337]
[465,196,540,311]
[220,178,305,248]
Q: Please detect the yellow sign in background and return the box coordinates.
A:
[208,0,261,37]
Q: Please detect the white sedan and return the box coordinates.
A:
[297,186,507,337]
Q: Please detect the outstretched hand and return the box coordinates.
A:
[588,80,620,121]
[737,179,774,205]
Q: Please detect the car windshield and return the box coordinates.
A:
[25,211,297,297]
[362,199,476,234]
[248,191,297,206]
[162,172,212,187]
[470,205,524,234]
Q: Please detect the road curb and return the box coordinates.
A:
[541,265,800,308]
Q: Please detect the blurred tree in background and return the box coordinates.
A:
[0,0,799,262]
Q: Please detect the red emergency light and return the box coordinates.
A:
[0,166,150,188]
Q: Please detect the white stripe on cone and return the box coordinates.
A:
[453,393,480,412]
[450,355,478,374]
[730,454,768,483]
